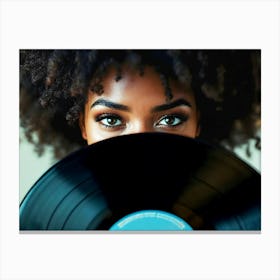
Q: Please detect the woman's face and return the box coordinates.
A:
[80,65,200,145]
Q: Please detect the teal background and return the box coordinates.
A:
[20,129,57,202]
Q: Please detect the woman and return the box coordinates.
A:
[20,49,261,159]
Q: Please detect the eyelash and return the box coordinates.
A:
[94,113,189,129]
[155,114,189,128]
[95,113,124,129]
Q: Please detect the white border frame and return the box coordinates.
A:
[1,1,279,279]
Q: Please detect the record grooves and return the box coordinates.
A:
[20,132,261,231]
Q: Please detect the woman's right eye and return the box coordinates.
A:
[95,114,123,128]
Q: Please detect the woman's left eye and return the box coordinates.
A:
[156,114,187,127]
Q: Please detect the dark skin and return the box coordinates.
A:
[80,65,200,144]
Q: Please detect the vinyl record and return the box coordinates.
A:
[20,132,261,231]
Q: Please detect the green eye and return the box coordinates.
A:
[101,117,122,127]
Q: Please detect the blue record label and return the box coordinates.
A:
[109,210,193,231]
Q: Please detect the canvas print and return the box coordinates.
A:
[19,50,261,231]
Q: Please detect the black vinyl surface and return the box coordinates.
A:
[20,133,261,230]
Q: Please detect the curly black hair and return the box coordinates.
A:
[20,49,261,159]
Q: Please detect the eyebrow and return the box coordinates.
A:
[91,99,130,111]
[151,98,192,112]
[90,98,192,112]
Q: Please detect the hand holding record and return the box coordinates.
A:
[20,133,261,231]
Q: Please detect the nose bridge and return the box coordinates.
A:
[129,119,154,134]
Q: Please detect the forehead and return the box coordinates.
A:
[90,64,194,103]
